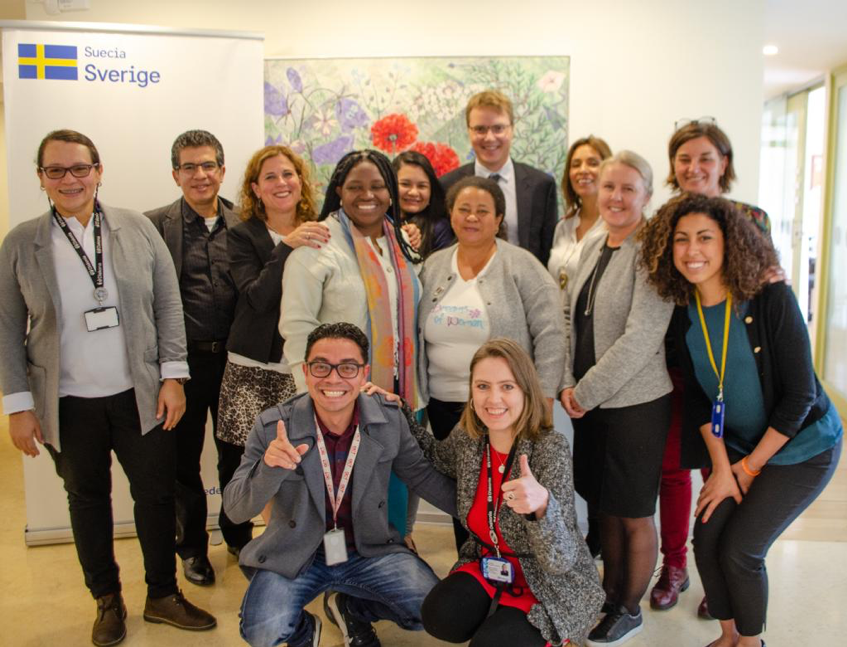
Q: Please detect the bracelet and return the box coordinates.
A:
[741,456,762,477]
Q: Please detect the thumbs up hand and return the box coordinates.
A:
[501,454,549,517]
[264,419,310,470]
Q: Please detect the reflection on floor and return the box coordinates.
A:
[1,417,845,646]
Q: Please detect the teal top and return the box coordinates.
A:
[686,300,842,465]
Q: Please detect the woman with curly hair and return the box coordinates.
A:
[216,145,328,536]
[640,193,842,647]
[650,119,779,616]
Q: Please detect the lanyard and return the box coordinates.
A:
[695,291,732,402]
[51,204,108,304]
[313,414,361,529]
[485,440,517,558]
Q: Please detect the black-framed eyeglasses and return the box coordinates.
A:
[674,116,717,131]
[176,161,220,174]
[306,361,365,379]
[39,164,99,180]
[470,124,511,136]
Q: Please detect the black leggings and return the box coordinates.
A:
[421,572,548,647]
[694,439,841,636]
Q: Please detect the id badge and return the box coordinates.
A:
[84,306,120,332]
[710,400,726,438]
[323,528,348,565]
[481,556,514,584]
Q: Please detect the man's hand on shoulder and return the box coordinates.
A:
[264,419,310,470]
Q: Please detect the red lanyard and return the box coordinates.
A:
[313,414,361,529]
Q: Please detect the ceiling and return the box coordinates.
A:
[763,0,847,99]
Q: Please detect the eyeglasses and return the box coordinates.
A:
[39,164,99,180]
[176,161,220,174]
[469,124,511,136]
[306,361,365,379]
[674,116,717,131]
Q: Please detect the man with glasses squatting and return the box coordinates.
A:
[224,322,458,647]
[440,89,559,266]
[146,130,249,585]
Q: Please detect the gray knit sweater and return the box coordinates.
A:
[406,408,604,645]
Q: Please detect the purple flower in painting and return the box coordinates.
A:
[312,135,353,165]
[264,134,283,146]
[287,68,303,93]
[335,98,369,132]
[264,82,289,117]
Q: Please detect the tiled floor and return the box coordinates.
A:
[1,416,845,646]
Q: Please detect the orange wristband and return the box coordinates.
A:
[741,456,761,477]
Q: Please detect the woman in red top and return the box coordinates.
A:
[395,339,604,646]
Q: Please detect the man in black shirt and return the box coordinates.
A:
[146,130,248,585]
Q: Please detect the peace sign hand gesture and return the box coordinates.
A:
[501,455,550,518]
[264,419,310,470]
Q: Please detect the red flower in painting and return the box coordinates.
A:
[411,141,460,177]
[370,114,419,154]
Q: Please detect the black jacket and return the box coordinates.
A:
[226,216,294,364]
[672,282,830,468]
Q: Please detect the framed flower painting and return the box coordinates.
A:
[264,56,569,200]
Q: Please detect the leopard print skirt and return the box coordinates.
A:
[216,361,297,447]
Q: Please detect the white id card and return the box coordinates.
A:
[323,528,348,565]
[84,306,120,332]
[481,556,514,584]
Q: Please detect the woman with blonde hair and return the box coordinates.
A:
[560,151,674,646]
[216,145,329,541]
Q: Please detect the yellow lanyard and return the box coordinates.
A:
[695,291,731,402]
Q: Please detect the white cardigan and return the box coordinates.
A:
[279,212,421,393]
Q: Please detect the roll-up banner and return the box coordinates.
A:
[1,21,264,545]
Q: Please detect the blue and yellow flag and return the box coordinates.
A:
[18,44,78,81]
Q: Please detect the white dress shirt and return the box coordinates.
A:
[2,213,188,415]
[475,157,518,246]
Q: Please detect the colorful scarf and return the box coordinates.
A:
[337,209,420,410]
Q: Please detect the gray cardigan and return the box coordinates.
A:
[0,205,187,450]
[407,413,604,645]
[418,240,565,400]
[223,393,457,579]
[561,227,673,409]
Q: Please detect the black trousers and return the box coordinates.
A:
[47,389,178,599]
[175,349,252,558]
[421,571,548,646]
[693,439,842,636]
[427,397,470,552]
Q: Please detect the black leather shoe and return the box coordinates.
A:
[143,590,216,630]
[182,555,215,586]
[92,592,127,646]
[226,544,242,559]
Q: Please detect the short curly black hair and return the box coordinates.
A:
[639,193,779,306]
[305,323,369,363]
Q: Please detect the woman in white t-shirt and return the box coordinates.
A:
[419,175,565,550]
[547,136,612,299]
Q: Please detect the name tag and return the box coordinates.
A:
[481,556,514,584]
[84,306,120,332]
[711,400,726,438]
[323,528,348,565]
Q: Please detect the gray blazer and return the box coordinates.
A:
[223,393,457,579]
[0,205,187,450]
[408,415,604,645]
[144,196,240,276]
[561,227,673,410]
[418,239,565,400]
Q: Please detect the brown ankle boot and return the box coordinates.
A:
[92,592,127,646]
[143,589,216,631]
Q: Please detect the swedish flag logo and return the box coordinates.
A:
[18,44,78,81]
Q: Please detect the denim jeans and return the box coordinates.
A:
[239,549,439,647]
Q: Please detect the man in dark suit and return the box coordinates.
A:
[440,90,558,266]
[146,130,249,585]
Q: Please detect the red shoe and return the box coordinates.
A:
[649,565,690,610]
[698,595,715,620]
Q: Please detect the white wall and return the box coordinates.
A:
[20,0,767,212]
